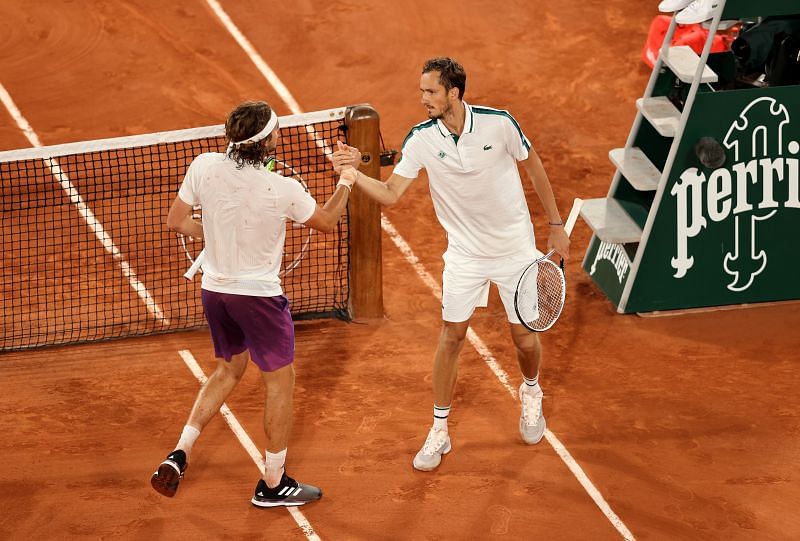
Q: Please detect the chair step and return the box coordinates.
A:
[636,97,681,137]
[609,148,661,191]
[580,198,643,244]
[664,45,718,84]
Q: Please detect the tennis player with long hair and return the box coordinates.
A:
[152,100,357,506]
[332,57,570,471]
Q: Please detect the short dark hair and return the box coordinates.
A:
[422,57,466,99]
[225,100,273,168]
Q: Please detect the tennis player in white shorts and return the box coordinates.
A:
[332,57,570,471]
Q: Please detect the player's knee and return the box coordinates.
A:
[513,333,541,356]
[218,359,246,381]
[439,325,468,353]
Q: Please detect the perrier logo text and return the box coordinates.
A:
[670,97,799,292]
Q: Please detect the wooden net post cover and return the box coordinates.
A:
[345,104,384,318]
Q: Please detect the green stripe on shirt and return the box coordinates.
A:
[472,107,531,150]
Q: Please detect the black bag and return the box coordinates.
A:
[731,16,800,73]
[765,33,800,86]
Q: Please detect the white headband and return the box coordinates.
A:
[231,111,278,146]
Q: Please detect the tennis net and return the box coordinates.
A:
[0,107,350,351]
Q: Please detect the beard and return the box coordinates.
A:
[427,101,452,120]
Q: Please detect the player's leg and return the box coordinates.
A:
[414,256,486,471]
[510,323,546,444]
[433,319,471,407]
[151,290,249,497]
[413,319,469,472]
[224,294,321,507]
[261,362,295,481]
[510,323,542,381]
[183,351,249,437]
[496,258,546,445]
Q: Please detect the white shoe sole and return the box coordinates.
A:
[251,499,312,507]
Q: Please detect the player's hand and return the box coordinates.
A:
[341,141,362,169]
[547,225,570,261]
[331,141,362,173]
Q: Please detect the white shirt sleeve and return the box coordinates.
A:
[502,113,532,162]
[392,137,423,179]
[177,155,203,206]
[283,178,317,224]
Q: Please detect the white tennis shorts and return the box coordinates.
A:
[441,250,543,324]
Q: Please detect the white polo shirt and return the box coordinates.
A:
[393,102,537,259]
[178,152,316,296]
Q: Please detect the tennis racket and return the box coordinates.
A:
[514,198,583,332]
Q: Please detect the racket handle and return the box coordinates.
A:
[564,198,584,237]
[184,249,206,281]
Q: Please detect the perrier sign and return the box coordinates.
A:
[584,86,800,313]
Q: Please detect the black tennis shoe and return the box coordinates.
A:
[150,450,188,497]
[251,472,322,507]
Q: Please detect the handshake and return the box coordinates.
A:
[331,140,363,191]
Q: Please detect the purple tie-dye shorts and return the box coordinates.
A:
[201,289,295,372]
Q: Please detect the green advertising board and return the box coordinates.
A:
[584,87,800,313]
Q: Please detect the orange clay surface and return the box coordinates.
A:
[1,1,800,540]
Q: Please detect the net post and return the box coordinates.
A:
[345,104,384,319]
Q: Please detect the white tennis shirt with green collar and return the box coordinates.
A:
[393,101,538,260]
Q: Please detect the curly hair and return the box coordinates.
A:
[422,57,466,99]
[225,101,274,168]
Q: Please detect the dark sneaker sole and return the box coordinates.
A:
[151,462,182,497]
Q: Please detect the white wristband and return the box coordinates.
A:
[336,179,353,191]
[338,169,357,190]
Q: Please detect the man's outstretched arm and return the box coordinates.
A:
[330,141,415,206]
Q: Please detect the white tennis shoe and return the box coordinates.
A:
[675,0,721,24]
[413,427,451,471]
[519,383,546,444]
[658,0,693,13]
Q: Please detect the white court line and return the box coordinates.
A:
[202,4,634,540]
[177,350,320,541]
[204,0,333,158]
[0,82,169,324]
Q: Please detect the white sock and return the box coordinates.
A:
[265,449,287,488]
[176,424,201,457]
[433,405,450,431]
[523,374,540,392]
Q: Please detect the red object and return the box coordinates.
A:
[642,15,731,68]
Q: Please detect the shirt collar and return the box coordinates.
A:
[435,101,474,138]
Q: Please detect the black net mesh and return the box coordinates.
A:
[0,115,349,351]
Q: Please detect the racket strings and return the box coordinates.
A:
[516,259,566,331]
[534,263,566,328]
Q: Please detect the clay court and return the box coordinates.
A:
[1,1,799,540]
